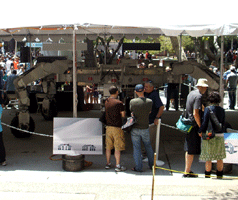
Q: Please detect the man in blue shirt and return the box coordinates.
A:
[5,70,17,94]
[223,65,237,81]
[142,80,164,158]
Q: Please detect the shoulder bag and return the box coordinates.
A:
[121,116,136,132]
[202,106,221,140]
[207,106,222,132]
[176,115,194,134]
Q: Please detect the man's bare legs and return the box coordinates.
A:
[106,149,111,164]
[106,149,121,166]
[185,152,194,173]
[114,150,121,166]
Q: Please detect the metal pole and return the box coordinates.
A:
[29,35,32,68]
[220,36,224,107]
[73,27,78,118]
[178,75,181,109]
[179,34,182,62]
[14,39,17,57]
[155,119,164,166]
[151,153,156,200]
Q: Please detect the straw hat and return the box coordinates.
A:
[195,78,209,87]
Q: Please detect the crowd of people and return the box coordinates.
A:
[103,79,226,179]
[0,53,29,167]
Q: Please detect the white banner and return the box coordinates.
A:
[53,118,103,155]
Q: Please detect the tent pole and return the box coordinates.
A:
[219,36,224,107]
[29,34,32,68]
[179,34,182,62]
[14,39,17,57]
[73,27,77,118]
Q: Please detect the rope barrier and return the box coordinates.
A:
[1,122,53,138]
[2,115,238,179]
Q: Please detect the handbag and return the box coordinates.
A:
[207,106,222,132]
[202,117,215,140]
[121,116,136,132]
[202,106,222,140]
[176,115,194,134]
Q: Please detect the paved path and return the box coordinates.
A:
[0,108,238,199]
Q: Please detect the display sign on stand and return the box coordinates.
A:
[53,118,103,155]
[223,133,238,164]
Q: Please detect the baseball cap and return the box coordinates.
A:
[135,84,144,92]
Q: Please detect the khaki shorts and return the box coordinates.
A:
[105,126,125,151]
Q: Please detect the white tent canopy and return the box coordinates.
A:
[0,0,237,41]
[0,23,238,43]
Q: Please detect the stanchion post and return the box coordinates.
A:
[151,153,156,200]
[155,119,165,166]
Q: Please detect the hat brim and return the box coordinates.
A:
[195,84,208,87]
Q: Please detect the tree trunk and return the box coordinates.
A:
[170,36,187,61]
[108,36,125,64]
[96,36,124,64]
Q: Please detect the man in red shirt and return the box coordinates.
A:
[105,86,126,172]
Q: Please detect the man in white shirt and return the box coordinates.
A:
[5,57,13,74]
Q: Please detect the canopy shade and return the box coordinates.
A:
[1,23,238,43]
[0,0,237,42]
[0,24,164,42]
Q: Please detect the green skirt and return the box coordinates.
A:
[200,136,226,161]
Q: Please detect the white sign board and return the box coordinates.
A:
[53,118,103,155]
[223,133,238,164]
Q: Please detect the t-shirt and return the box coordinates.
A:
[105,98,124,127]
[6,74,17,91]
[227,72,238,89]
[130,97,153,129]
[5,60,12,72]
[185,89,202,123]
[144,90,163,124]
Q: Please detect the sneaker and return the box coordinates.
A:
[105,163,112,169]
[1,161,7,166]
[115,165,126,172]
[182,171,198,178]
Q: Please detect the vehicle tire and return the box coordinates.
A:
[10,116,35,138]
[41,100,58,120]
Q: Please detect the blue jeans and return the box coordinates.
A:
[131,128,154,171]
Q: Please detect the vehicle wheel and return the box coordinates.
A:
[10,116,35,138]
[41,100,58,120]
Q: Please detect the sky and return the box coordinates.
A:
[1,0,237,29]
